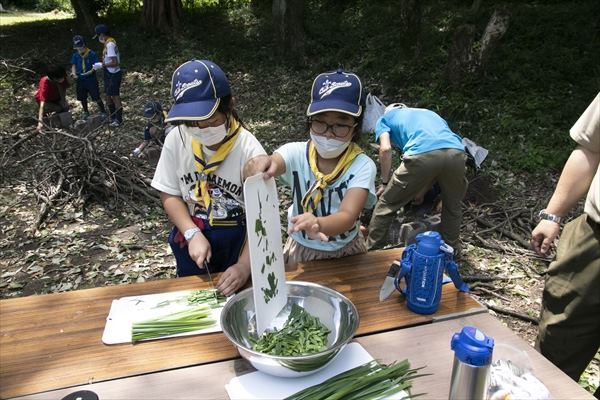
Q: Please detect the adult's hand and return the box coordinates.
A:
[376,184,387,197]
[188,232,212,267]
[531,219,560,256]
[216,263,250,296]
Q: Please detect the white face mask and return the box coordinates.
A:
[310,132,351,159]
[99,37,105,44]
[181,123,228,146]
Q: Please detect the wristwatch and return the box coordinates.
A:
[183,227,201,241]
[538,210,562,224]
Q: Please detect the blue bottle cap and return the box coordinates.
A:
[451,326,494,366]
[415,231,443,256]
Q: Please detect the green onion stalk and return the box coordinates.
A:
[132,305,216,342]
[284,359,428,400]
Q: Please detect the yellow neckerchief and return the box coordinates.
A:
[102,37,117,64]
[301,140,364,213]
[191,117,241,225]
[78,48,90,73]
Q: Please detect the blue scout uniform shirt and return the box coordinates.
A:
[276,141,377,251]
[70,50,100,79]
[374,108,465,156]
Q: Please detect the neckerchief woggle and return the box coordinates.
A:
[301,140,363,213]
[191,117,241,225]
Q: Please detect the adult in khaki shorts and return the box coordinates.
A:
[531,92,600,397]
[367,104,467,252]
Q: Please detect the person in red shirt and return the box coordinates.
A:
[35,65,70,132]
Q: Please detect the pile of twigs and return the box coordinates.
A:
[0,120,158,230]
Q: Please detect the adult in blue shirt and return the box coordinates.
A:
[70,35,106,119]
[366,104,467,253]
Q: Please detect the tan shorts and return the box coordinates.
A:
[283,231,368,270]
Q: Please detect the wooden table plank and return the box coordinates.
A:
[15,313,593,400]
[1,249,483,398]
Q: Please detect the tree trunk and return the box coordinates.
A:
[141,0,183,33]
[272,0,305,62]
[445,8,510,86]
[70,0,96,34]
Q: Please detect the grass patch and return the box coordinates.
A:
[0,10,73,26]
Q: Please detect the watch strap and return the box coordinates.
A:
[538,210,562,224]
[183,227,201,241]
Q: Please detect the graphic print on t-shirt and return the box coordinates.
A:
[183,176,244,223]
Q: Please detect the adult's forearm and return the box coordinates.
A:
[545,145,599,216]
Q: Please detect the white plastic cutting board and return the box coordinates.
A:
[225,342,410,400]
[102,289,226,344]
[243,174,288,335]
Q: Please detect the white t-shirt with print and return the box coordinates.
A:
[104,41,120,73]
[152,126,266,224]
[276,141,377,251]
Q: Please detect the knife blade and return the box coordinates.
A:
[203,260,219,302]
[379,260,401,302]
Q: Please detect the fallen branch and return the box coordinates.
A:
[486,303,538,325]
[474,286,511,302]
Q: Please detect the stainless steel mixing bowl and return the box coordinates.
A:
[220,281,359,378]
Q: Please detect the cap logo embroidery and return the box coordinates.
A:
[174,78,203,101]
[318,79,351,99]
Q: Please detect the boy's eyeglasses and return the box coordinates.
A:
[309,118,356,138]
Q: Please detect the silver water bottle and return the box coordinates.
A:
[449,326,495,400]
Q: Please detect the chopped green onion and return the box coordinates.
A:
[251,304,330,356]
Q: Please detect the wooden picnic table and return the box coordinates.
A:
[13,313,593,400]
[0,248,484,399]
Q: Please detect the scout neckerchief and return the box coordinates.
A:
[78,48,90,73]
[102,37,118,65]
[191,117,241,225]
[301,140,363,213]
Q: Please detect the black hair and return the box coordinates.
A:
[47,65,66,81]
[217,95,247,130]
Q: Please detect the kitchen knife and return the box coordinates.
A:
[379,260,401,302]
[203,260,219,302]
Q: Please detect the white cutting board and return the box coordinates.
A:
[102,290,226,344]
[225,342,410,400]
[243,174,288,335]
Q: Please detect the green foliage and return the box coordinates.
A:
[4,0,71,11]
[1,0,598,175]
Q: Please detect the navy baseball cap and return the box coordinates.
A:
[143,101,162,118]
[166,60,231,122]
[73,35,85,49]
[307,69,363,117]
[92,24,109,39]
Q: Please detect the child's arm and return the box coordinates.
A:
[260,153,286,179]
[290,187,369,238]
[160,192,212,269]
[70,64,77,79]
[216,240,251,296]
[37,102,47,132]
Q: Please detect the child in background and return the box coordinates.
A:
[35,65,70,132]
[70,35,106,120]
[263,69,377,268]
[151,60,267,295]
[131,101,173,157]
[93,24,123,127]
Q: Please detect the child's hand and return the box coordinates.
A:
[216,263,250,296]
[289,213,328,241]
[188,232,212,268]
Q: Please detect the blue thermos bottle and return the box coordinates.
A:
[449,326,495,400]
[394,231,469,314]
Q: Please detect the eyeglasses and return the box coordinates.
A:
[309,118,357,138]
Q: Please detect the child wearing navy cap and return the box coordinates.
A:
[70,35,106,119]
[131,101,174,157]
[262,69,377,268]
[151,60,267,295]
[94,24,123,127]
